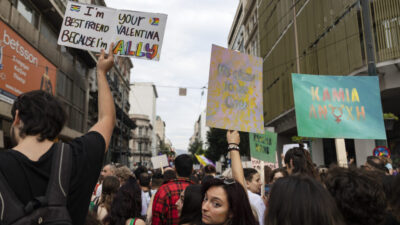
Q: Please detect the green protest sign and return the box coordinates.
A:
[249,130,277,163]
[291,73,386,139]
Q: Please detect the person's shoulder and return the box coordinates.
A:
[125,218,145,225]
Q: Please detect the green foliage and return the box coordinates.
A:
[205,128,250,163]
[159,141,174,156]
[384,113,399,120]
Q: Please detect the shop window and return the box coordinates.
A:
[16,0,39,28]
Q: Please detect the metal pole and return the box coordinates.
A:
[360,0,377,76]
[293,0,300,73]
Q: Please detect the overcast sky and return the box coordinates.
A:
[104,0,238,151]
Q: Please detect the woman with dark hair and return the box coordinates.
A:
[265,175,345,225]
[103,177,145,225]
[269,168,288,184]
[176,185,202,225]
[97,176,120,221]
[284,146,318,178]
[201,130,258,225]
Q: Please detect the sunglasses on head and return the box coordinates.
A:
[215,176,236,185]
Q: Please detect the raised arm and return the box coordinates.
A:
[89,44,116,152]
[227,130,246,190]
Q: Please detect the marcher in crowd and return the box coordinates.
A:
[201,131,258,225]
[152,154,194,225]
[139,172,157,218]
[103,177,145,225]
[324,167,386,225]
[96,176,120,221]
[176,185,202,225]
[265,175,346,225]
[0,44,116,225]
[115,165,134,186]
[284,145,318,179]
[244,168,265,225]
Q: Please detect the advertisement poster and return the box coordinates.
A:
[206,44,264,133]
[0,20,56,103]
[58,1,167,61]
[292,73,386,139]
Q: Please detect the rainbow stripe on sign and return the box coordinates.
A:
[149,18,159,26]
[70,5,81,12]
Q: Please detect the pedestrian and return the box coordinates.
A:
[152,154,194,225]
[269,168,288,184]
[96,176,120,221]
[324,167,386,225]
[163,167,177,183]
[200,130,258,225]
[96,164,117,197]
[103,177,145,225]
[244,168,265,225]
[176,185,202,225]
[363,155,387,174]
[139,172,156,218]
[265,175,345,225]
[284,145,318,179]
[0,45,116,225]
[203,165,216,177]
[115,165,134,186]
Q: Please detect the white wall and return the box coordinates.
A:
[129,83,158,156]
[354,139,375,166]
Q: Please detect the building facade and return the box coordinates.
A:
[257,0,400,167]
[228,0,260,57]
[129,114,152,168]
[129,82,158,156]
[189,109,209,150]
[0,0,136,168]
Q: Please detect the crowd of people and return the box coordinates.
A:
[86,131,399,225]
[0,45,399,225]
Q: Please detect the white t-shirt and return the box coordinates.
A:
[247,190,266,225]
[141,189,157,216]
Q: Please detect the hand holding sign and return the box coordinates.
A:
[97,42,114,73]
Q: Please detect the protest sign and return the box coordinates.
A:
[58,1,167,61]
[250,130,277,163]
[151,154,169,169]
[282,143,309,156]
[251,157,263,171]
[206,45,264,133]
[216,162,222,173]
[292,74,386,139]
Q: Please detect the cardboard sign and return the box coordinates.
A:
[250,130,277,163]
[251,157,263,171]
[58,1,167,61]
[206,45,264,133]
[151,154,169,169]
[0,20,57,103]
[292,74,386,139]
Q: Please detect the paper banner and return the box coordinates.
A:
[58,1,167,61]
[250,129,277,163]
[292,73,386,139]
[206,45,264,133]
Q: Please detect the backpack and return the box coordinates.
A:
[0,142,73,225]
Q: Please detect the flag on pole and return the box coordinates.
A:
[195,154,215,167]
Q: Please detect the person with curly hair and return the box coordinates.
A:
[103,177,145,225]
[284,145,318,179]
[324,167,387,225]
[97,176,120,221]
